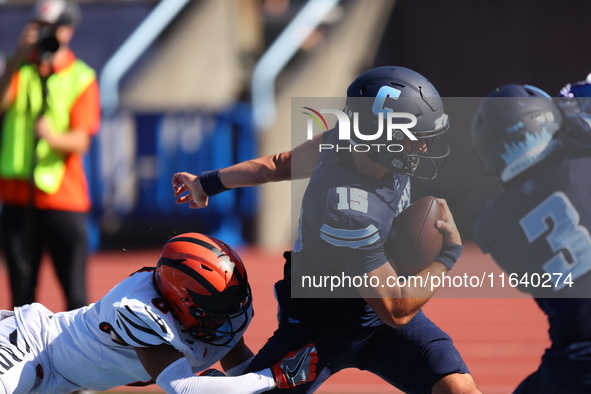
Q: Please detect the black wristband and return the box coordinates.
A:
[199,169,230,196]
[435,243,464,271]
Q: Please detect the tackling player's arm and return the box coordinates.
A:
[134,343,184,380]
[134,343,318,394]
[220,337,254,375]
[358,199,462,328]
[172,132,325,209]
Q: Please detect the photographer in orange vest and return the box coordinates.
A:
[0,0,100,310]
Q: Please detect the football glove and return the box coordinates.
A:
[271,344,318,389]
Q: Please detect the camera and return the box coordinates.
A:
[37,25,59,61]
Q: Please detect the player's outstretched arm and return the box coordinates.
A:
[171,133,325,209]
[359,199,462,328]
[135,343,318,393]
[204,344,319,389]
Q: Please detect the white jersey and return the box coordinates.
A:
[2,269,252,393]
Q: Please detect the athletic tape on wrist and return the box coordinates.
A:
[435,243,463,271]
[199,169,230,196]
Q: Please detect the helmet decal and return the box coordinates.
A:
[499,127,557,182]
[372,86,402,116]
[472,84,563,183]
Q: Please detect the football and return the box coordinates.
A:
[386,196,443,276]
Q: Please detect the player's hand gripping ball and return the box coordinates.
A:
[387,196,443,276]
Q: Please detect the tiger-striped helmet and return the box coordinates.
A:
[154,233,252,346]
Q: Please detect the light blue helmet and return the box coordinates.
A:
[472,84,563,183]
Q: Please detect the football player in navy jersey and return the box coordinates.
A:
[172,66,480,394]
[0,232,318,394]
[472,82,591,394]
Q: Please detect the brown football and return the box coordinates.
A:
[386,196,444,276]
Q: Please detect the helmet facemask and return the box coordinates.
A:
[185,286,252,347]
[396,133,450,180]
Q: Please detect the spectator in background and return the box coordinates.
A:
[472,82,591,393]
[0,0,99,310]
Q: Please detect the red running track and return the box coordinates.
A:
[0,243,549,394]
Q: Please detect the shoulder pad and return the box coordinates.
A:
[112,299,174,348]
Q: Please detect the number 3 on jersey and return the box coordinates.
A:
[336,187,368,213]
[519,191,591,290]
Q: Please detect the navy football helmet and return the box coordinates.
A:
[558,72,591,98]
[557,73,591,125]
[472,84,563,183]
[345,66,450,179]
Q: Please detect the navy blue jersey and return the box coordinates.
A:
[287,129,410,325]
[473,130,591,347]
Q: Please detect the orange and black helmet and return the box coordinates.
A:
[154,233,252,346]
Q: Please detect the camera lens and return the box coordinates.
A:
[37,26,59,56]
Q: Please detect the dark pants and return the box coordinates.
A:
[0,205,88,310]
[245,280,469,394]
[514,342,591,394]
